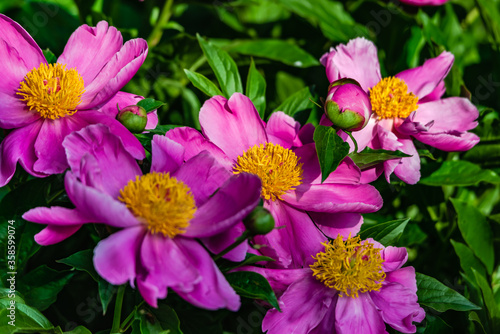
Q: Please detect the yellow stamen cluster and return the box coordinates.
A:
[310,235,385,298]
[17,63,85,119]
[119,172,197,238]
[233,143,303,201]
[369,77,418,119]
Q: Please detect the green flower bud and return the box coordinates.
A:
[243,207,275,236]
[116,105,148,133]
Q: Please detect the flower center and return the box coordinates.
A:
[369,77,418,119]
[17,63,85,120]
[233,143,303,201]
[118,172,197,238]
[310,235,385,298]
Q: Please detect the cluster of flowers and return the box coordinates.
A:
[0,9,477,334]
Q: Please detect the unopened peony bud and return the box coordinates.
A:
[116,105,148,133]
[324,80,372,131]
[243,207,275,236]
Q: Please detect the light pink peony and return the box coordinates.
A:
[321,38,479,184]
[0,15,151,186]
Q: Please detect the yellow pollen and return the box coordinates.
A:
[17,63,85,120]
[369,77,418,119]
[233,143,303,201]
[118,172,197,238]
[310,234,385,298]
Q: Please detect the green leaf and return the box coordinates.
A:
[197,34,243,98]
[63,326,92,334]
[182,88,202,130]
[245,58,266,118]
[274,86,315,116]
[0,289,54,332]
[225,271,280,310]
[43,49,57,64]
[469,311,487,334]
[148,124,180,136]
[183,69,223,97]
[19,265,75,311]
[275,0,369,41]
[58,249,99,281]
[58,250,116,314]
[136,98,165,113]
[359,218,410,246]
[450,240,487,280]
[313,126,350,183]
[149,304,183,334]
[450,198,494,274]
[420,161,500,186]
[349,149,411,171]
[416,273,481,312]
[228,39,319,68]
[473,269,500,331]
[421,315,453,334]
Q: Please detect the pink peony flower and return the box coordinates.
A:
[165,93,383,268]
[0,14,151,186]
[23,124,262,309]
[321,38,479,184]
[244,234,425,333]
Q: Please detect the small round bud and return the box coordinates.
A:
[116,105,148,133]
[243,207,275,236]
[324,80,372,132]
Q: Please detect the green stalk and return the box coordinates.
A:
[110,285,126,333]
[147,0,174,48]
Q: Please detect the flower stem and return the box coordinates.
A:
[120,301,145,332]
[110,285,126,334]
[147,0,174,48]
[346,131,359,153]
[213,231,250,261]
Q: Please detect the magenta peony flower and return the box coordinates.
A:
[165,93,383,268]
[244,234,425,333]
[0,14,150,186]
[321,38,479,184]
[400,0,449,6]
[23,124,262,309]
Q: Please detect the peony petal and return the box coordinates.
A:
[65,172,140,228]
[172,237,241,311]
[308,212,363,239]
[150,135,185,174]
[263,276,334,334]
[415,131,480,152]
[381,246,409,272]
[78,38,148,109]
[0,120,44,186]
[370,282,425,333]
[63,123,142,198]
[33,114,92,175]
[282,183,383,214]
[335,293,387,334]
[58,21,123,87]
[165,126,233,169]
[34,225,82,246]
[254,200,327,268]
[412,98,478,133]
[76,111,145,160]
[199,93,267,161]
[94,226,145,286]
[172,151,232,207]
[396,51,454,100]
[0,92,40,129]
[97,91,141,117]
[0,14,46,70]
[392,136,421,185]
[385,266,418,294]
[184,173,261,238]
[265,111,301,149]
[201,222,248,262]
[350,116,379,152]
[23,206,94,226]
[139,234,200,299]
[322,38,382,92]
